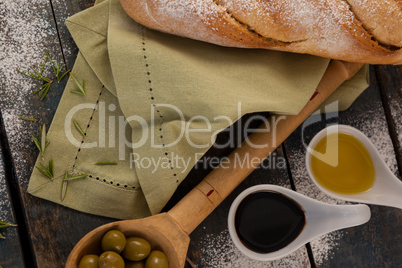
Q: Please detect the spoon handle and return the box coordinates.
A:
[376,170,402,209]
[307,204,371,239]
[168,61,364,235]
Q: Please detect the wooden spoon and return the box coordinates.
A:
[66,60,363,267]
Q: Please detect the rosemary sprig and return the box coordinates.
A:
[95,161,118,165]
[0,220,17,240]
[19,72,52,100]
[70,73,86,95]
[18,69,51,83]
[35,159,54,180]
[73,119,85,137]
[19,116,38,122]
[36,82,52,101]
[32,124,49,160]
[61,172,87,201]
[61,171,69,201]
[39,51,49,74]
[18,51,53,100]
[0,220,17,229]
[63,174,88,181]
[48,53,70,83]
[18,50,69,100]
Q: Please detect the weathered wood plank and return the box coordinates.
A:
[0,1,113,267]
[374,65,402,176]
[51,0,96,69]
[163,114,312,267]
[283,66,402,267]
[0,146,25,267]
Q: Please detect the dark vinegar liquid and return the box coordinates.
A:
[234,191,306,253]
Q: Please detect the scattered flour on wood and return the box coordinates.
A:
[196,228,310,268]
[0,155,10,211]
[389,98,402,146]
[352,106,399,176]
[0,152,15,230]
[0,0,56,185]
[0,161,18,240]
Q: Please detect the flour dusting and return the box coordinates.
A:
[389,99,402,146]
[0,152,10,213]
[0,0,57,186]
[196,229,309,268]
[353,108,399,176]
[0,150,19,243]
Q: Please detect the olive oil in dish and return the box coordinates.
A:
[234,191,305,254]
[310,132,375,194]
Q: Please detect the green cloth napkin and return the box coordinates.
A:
[27,0,369,219]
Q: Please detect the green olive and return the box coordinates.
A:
[98,251,125,268]
[78,254,99,268]
[145,250,169,268]
[101,230,127,253]
[125,261,145,268]
[122,237,151,261]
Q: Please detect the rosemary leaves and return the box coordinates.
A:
[95,161,118,165]
[73,119,85,137]
[0,220,17,239]
[70,73,86,95]
[19,116,38,122]
[35,159,54,180]
[61,172,69,201]
[18,50,70,100]
[50,59,70,83]
[63,174,88,181]
[61,171,87,201]
[32,124,49,161]
[33,158,87,201]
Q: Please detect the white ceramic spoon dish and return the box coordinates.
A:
[228,185,370,261]
[306,124,402,209]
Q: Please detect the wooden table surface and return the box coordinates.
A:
[0,1,401,267]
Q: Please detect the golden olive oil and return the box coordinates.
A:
[311,133,375,194]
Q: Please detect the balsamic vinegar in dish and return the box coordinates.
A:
[234,191,305,253]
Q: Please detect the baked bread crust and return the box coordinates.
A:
[120,0,402,64]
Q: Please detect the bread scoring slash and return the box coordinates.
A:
[120,0,402,64]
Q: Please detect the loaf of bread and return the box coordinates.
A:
[120,0,402,64]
